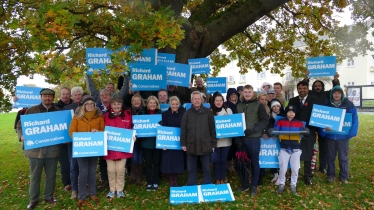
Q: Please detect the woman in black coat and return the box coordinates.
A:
[160,96,186,187]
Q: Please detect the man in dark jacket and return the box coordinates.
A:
[55,87,73,109]
[236,85,269,196]
[288,81,319,186]
[181,91,217,185]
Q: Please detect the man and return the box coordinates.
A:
[237,86,244,96]
[273,82,286,107]
[56,87,73,109]
[86,74,129,102]
[190,78,212,103]
[288,81,319,186]
[236,85,269,196]
[16,88,60,209]
[158,89,168,104]
[181,91,217,185]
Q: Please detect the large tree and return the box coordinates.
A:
[1,0,373,111]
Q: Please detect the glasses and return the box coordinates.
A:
[85,103,95,106]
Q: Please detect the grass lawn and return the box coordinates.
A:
[0,112,373,209]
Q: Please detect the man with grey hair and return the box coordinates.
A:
[181,91,217,185]
[190,78,212,103]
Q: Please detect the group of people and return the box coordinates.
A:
[14,72,358,209]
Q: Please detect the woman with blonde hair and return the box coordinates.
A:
[257,92,270,116]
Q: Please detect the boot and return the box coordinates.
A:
[227,160,235,173]
[77,200,85,207]
[136,164,142,186]
[90,195,100,203]
[129,164,137,183]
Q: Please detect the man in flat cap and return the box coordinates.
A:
[16,88,61,209]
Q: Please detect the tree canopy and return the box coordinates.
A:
[1,0,373,111]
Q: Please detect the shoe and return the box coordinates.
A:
[277,184,285,194]
[304,180,313,186]
[340,178,348,184]
[117,191,125,198]
[27,201,38,210]
[64,185,71,191]
[146,184,153,191]
[90,195,100,203]
[71,190,78,199]
[275,178,280,186]
[98,180,109,190]
[250,187,258,196]
[44,198,57,204]
[106,191,115,198]
[326,177,335,183]
[290,185,297,194]
[153,184,159,191]
[271,173,279,183]
[77,200,85,207]
[237,187,249,193]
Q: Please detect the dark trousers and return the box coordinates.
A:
[143,148,161,185]
[318,135,327,170]
[99,156,108,181]
[58,144,71,186]
[77,157,97,200]
[326,139,349,180]
[67,143,79,191]
[213,146,230,180]
[29,158,58,202]
[303,161,313,181]
[186,154,212,185]
[227,139,237,161]
[242,138,261,188]
[132,142,143,164]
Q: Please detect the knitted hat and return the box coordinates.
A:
[285,105,297,114]
[271,100,281,108]
[81,96,95,105]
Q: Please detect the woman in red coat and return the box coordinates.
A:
[104,97,133,198]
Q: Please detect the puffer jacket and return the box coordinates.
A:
[69,107,104,136]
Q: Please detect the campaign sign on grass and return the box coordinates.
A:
[200,184,235,203]
[309,104,346,131]
[306,56,336,77]
[206,77,227,94]
[188,58,210,74]
[160,104,170,112]
[214,113,246,138]
[132,115,162,137]
[182,103,210,110]
[163,63,192,87]
[324,113,352,135]
[22,110,74,150]
[14,86,43,108]
[105,126,135,153]
[130,64,167,91]
[72,131,107,157]
[157,53,175,65]
[169,185,201,204]
[260,138,281,168]
[86,48,112,74]
[156,126,182,150]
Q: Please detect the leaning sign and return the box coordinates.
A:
[14,86,43,108]
[214,113,246,138]
[309,104,346,131]
[306,56,336,77]
[72,131,108,157]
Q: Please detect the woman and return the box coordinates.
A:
[140,96,162,191]
[104,97,133,198]
[128,94,145,185]
[160,96,185,187]
[257,92,270,116]
[211,92,233,184]
[69,96,104,207]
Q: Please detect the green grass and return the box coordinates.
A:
[1,112,374,209]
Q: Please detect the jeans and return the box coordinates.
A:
[142,148,161,185]
[29,158,58,202]
[67,143,79,191]
[326,139,349,180]
[58,144,71,186]
[186,154,212,185]
[132,142,143,164]
[77,157,97,200]
[242,137,261,188]
[213,146,230,180]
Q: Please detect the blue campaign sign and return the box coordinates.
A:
[132,114,162,137]
[128,47,157,65]
[22,110,74,150]
[182,103,210,110]
[214,113,246,138]
[324,113,352,135]
[14,86,43,108]
[188,58,210,74]
[130,64,167,91]
[206,77,227,94]
[169,185,202,204]
[160,104,170,112]
[157,53,175,65]
[86,48,113,75]
[309,104,346,131]
[162,63,192,87]
[200,184,235,203]
[105,126,135,153]
[260,138,281,168]
[156,126,182,150]
[307,56,336,77]
[72,131,108,157]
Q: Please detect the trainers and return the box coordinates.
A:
[237,187,249,193]
[117,191,125,198]
[277,184,285,194]
[152,184,159,191]
[326,177,335,183]
[146,185,153,191]
[290,185,297,194]
[71,191,77,199]
[106,191,115,198]
[250,187,258,196]
[340,178,348,184]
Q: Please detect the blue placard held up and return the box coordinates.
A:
[324,113,352,135]
[214,113,246,138]
[260,138,281,168]
[132,115,162,137]
[130,64,167,91]
[188,58,210,74]
[86,48,113,74]
[307,56,336,77]
[127,47,157,65]
[200,184,235,203]
[169,185,202,204]
[157,53,175,65]
[182,103,210,110]
[160,104,170,112]
[206,77,227,94]
[156,126,182,150]
[21,110,74,150]
[72,132,108,158]
[14,86,43,108]
[163,63,192,88]
[309,104,346,131]
[105,126,136,153]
